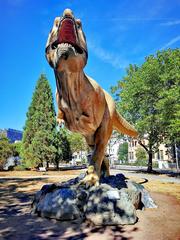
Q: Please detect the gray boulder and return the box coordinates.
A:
[32,173,157,225]
[84,184,137,225]
[126,181,157,209]
[33,188,80,220]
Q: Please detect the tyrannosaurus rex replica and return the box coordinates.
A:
[45,9,138,184]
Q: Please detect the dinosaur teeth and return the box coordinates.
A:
[58,43,77,55]
[59,43,72,48]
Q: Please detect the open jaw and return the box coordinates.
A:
[52,17,83,56]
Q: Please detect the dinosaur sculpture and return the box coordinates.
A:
[45,9,138,183]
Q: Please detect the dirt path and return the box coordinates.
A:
[0,172,180,240]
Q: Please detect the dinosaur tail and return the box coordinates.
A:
[113,110,138,138]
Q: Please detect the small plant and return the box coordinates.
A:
[0,133,14,170]
[13,165,26,171]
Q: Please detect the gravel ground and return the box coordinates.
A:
[0,170,180,240]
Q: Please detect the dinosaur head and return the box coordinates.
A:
[46,9,88,72]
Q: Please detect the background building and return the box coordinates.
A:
[106,132,176,169]
[71,151,87,165]
[128,139,175,169]
[107,132,127,165]
[0,128,23,143]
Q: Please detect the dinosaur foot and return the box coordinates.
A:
[79,165,99,188]
[56,117,65,127]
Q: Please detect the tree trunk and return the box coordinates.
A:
[138,140,153,172]
[55,160,59,170]
[147,151,153,172]
[46,161,49,170]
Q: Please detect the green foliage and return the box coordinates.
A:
[30,130,56,166]
[67,131,87,154]
[135,147,147,161]
[22,74,57,168]
[13,165,26,171]
[53,128,72,167]
[111,48,180,171]
[0,133,13,170]
[60,129,72,162]
[12,141,23,157]
[132,159,158,168]
[155,49,180,143]
[118,142,128,162]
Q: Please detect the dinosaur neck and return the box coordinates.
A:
[55,70,85,102]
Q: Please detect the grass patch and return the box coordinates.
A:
[1,170,180,201]
[143,180,180,200]
[126,176,180,200]
[0,169,84,177]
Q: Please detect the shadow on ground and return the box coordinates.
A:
[0,178,138,240]
[126,169,180,179]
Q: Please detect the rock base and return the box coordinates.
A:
[32,173,157,225]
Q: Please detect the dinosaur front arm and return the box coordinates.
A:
[56,89,65,125]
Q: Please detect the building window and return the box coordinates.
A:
[160,150,164,160]
[157,151,160,160]
[129,152,134,160]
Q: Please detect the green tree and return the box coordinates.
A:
[135,147,147,161]
[155,49,180,144]
[111,49,180,172]
[0,133,13,170]
[22,74,57,168]
[12,141,22,157]
[53,130,63,169]
[53,128,72,168]
[60,128,72,162]
[118,142,128,163]
[67,131,87,158]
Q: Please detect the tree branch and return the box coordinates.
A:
[138,140,149,153]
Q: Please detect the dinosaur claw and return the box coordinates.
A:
[79,165,100,188]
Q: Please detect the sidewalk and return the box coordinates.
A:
[112,164,180,176]
[111,168,180,184]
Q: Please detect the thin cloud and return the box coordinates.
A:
[89,17,177,23]
[160,20,180,26]
[88,41,128,69]
[161,35,180,49]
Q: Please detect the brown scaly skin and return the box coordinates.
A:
[46,9,138,185]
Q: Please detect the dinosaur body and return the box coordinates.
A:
[46,9,138,181]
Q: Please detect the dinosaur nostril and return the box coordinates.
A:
[63,9,74,18]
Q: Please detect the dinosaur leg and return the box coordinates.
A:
[101,155,110,178]
[56,90,65,126]
[91,140,107,179]
[82,109,113,186]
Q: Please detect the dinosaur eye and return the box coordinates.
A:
[76,19,81,28]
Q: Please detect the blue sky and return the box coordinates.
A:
[0,0,179,131]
